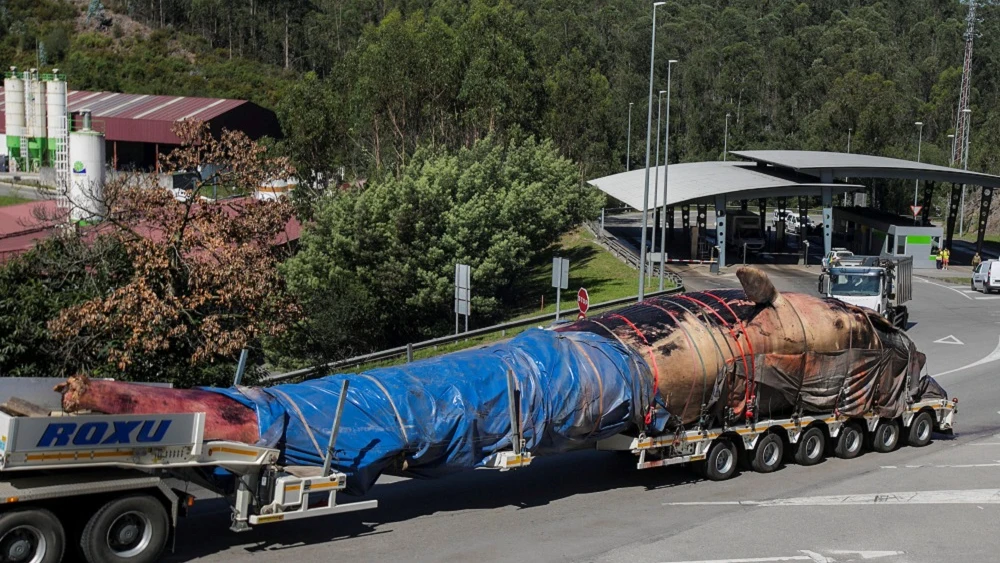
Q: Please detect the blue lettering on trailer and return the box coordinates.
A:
[36,420,173,448]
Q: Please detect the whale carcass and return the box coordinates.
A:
[55,267,946,493]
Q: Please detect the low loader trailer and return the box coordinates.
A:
[0,375,957,562]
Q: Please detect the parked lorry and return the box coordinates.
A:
[725,210,765,252]
[818,255,913,328]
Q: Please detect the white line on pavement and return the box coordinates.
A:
[933,335,1000,378]
[880,462,1000,468]
[663,489,1000,506]
[917,277,973,299]
[658,550,904,563]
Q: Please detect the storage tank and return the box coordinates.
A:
[3,68,25,170]
[68,111,107,222]
[45,72,67,161]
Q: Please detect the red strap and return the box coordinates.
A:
[698,292,758,418]
[676,295,752,393]
[607,313,661,425]
[635,301,707,423]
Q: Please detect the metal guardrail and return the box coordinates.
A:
[264,284,685,384]
[585,220,685,287]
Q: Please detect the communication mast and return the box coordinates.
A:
[953,1,979,168]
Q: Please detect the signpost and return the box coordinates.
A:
[911,205,923,225]
[552,257,569,320]
[577,287,589,318]
[454,263,471,334]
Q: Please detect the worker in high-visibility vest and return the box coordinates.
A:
[941,248,951,271]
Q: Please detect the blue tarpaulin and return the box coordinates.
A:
[206,328,661,494]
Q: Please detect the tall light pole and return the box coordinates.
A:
[847,128,852,153]
[652,89,667,252]
[948,134,956,166]
[659,59,677,291]
[637,1,665,302]
[626,102,634,171]
[723,112,731,161]
[913,121,923,216]
[960,108,971,234]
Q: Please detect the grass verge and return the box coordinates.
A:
[0,195,31,207]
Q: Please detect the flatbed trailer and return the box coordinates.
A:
[0,374,956,563]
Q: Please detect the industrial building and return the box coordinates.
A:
[1,67,281,172]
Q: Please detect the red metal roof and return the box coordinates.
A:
[1,89,275,145]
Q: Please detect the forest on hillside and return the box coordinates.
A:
[7,1,999,200]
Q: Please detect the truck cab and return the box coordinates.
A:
[818,256,912,329]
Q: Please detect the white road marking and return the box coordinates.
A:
[917,277,973,299]
[828,552,904,560]
[659,550,904,563]
[975,296,1000,300]
[663,489,1000,506]
[880,462,1000,468]
[933,335,964,345]
[933,335,1000,378]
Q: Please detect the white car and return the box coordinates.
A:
[972,260,1000,293]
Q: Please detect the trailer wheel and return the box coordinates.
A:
[80,495,168,563]
[868,419,901,453]
[905,411,934,448]
[0,508,64,563]
[834,422,863,459]
[750,433,783,473]
[701,439,738,481]
[793,427,826,466]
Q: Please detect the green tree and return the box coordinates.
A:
[281,133,602,362]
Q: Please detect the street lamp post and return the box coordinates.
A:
[626,102,633,171]
[637,1,666,302]
[659,59,677,291]
[948,134,956,166]
[960,108,971,234]
[723,112,731,161]
[914,121,923,220]
[652,89,666,252]
[847,128,852,153]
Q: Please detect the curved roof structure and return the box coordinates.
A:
[588,161,859,210]
[588,150,1000,211]
[732,150,1000,188]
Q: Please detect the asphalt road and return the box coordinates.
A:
[172,265,1000,563]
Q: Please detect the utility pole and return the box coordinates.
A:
[953,1,977,168]
[626,102,633,171]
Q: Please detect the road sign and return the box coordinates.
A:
[911,205,923,217]
[577,287,590,314]
[552,257,569,320]
[552,257,569,289]
[454,263,471,334]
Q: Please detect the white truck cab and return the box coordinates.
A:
[818,255,912,329]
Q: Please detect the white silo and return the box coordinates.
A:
[3,68,25,169]
[68,110,107,222]
[29,71,47,139]
[45,71,67,153]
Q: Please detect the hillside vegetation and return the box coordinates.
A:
[7,2,998,189]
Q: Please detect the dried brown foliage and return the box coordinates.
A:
[49,121,299,375]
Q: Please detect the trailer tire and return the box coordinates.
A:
[701,439,738,481]
[868,419,901,453]
[0,507,64,563]
[750,433,783,473]
[793,427,826,466]
[80,494,168,563]
[905,411,934,448]
[834,422,863,459]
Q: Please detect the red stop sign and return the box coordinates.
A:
[577,287,590,314]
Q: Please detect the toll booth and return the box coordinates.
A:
[832,207,943,269]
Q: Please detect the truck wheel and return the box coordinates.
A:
[868,419,901,453]
[750,433,783,473]
[834,422,863,459]
[0,508,64,563]
[793,427,826,466]
[701,439,738,481]
[80,495,168,563]
[905,411,934,448]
